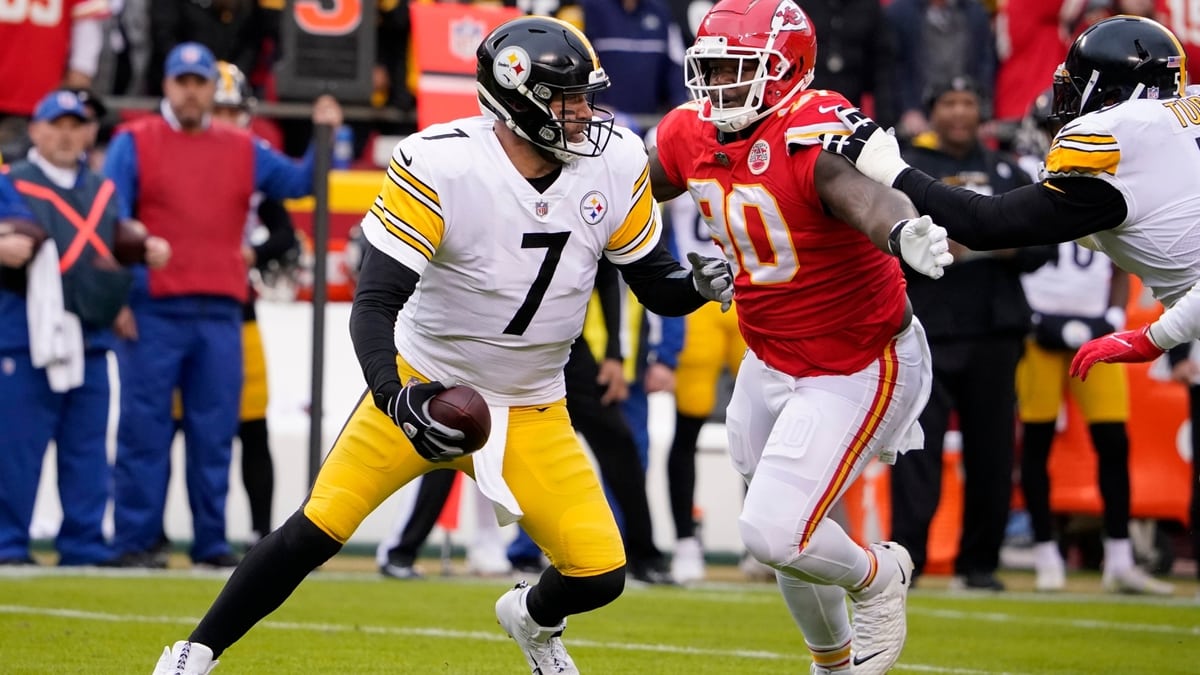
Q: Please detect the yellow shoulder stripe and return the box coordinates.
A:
[389,160,440,207]
[369,200,437,261]
[1045,144,1120,176]
[607,163,657,257]
[373,167,445,258]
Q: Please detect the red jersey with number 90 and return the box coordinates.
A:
[0,0,109,116]
[655,91,908,378]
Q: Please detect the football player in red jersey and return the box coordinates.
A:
[648,0,951,672]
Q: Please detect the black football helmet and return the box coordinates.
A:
[476,16,614,163]
[1052,15,1186,123]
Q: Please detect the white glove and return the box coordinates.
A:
[889,216,953,280]
[819,106,911,187]
[687,251,733,312]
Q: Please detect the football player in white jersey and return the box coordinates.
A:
[1010,92,1174,595]
[819,15,1200,390]
[151,16,730,675]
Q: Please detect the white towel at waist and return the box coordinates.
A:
[26,239,84,392]
[472,405,523,526]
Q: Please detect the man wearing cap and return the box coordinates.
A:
[102,42,343,568]
[888,75,1055,591]
[0,89,170,567]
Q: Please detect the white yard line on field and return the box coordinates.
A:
[0,604,1019,674]
[907,606,1200,636]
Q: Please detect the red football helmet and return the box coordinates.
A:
[684,0,817,132]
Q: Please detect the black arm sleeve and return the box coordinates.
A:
[252,198,298,269]
[595,259,624,360]
[1169,342,1192,368]
[615,241,707,317]
[894,168,1128,250]
[350,241,418,413]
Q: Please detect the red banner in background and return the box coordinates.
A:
[410,3,521,130]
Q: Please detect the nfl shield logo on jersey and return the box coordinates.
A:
[580,191,608,225]
[535,200,549,217]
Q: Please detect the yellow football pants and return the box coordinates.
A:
[1017,339,1129,423]
[304,355,625,577]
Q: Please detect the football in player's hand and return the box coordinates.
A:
[4,218,48,247]
[428,384,491,454]
[113,219,149,264]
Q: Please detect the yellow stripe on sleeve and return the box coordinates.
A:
[378,164,445,252]
[369,200,436,261]
[389,160,441,208]
[1045,144,1120,176]
[606,164,659,261]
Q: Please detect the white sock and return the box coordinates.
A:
[776,572,852,665]
[1103,538,1135,574]
[1034,541,1063,568]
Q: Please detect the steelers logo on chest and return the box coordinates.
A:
[580,191,608,225]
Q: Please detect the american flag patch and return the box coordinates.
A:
[1168,56,1183,68]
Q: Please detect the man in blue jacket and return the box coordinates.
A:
[103,42,342,568]
[0,90,169,566]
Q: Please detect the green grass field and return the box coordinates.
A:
[1,562,1197,674]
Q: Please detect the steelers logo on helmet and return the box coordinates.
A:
[494,46,532,90]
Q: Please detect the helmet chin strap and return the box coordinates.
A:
[507,118,578,164]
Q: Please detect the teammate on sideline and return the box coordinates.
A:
[210,61,300,545]
[648,1,952,671]
[818,15,1200,389]
[151,16,729,675]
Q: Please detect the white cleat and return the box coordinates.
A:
[1033,543,1066,592]
[1103,566,1175,596]
[495,581,579,674]
[151,641,217,675]
[849,542,914,675]
[671,537,705,585]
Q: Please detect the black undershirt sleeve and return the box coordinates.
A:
[595,259,624,360]
[349,241,419,413]
[893,168,1129,250]
[615,241,707,316]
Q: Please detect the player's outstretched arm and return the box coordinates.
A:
[617,240,711,316]
[817,106,1127,250]
[648,147,687,203]
[814,151,952,279]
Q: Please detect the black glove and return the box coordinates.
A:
[383,379,467,462]
[687,251,734,312]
